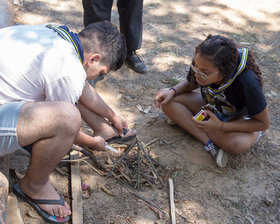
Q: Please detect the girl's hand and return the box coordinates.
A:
[193,110,223,132]
[154,88,176,108]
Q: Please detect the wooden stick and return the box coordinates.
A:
[137,139,165,187]
[169,178,176,224]
[150,157,166,169]
[0,171,9,224]
[131,192,165,215]
[134,146,141,189]
[55,167,68,176]
[70,151,83,224]
[60,157,89,163]
[144,138,159,147]
[81,160,106,176]
[140,172,156,184]
[106,140,136,178]
[72,144,108,172]
[80,149,108,172]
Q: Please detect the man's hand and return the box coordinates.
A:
[154,88,176,108]
[92,136,106,151]
[111,115,128,136]
[193,110,223,132]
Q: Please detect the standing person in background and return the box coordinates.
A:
[82,0,148,74]
[154,35,270,168]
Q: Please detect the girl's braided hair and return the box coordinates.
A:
[187,35,263,85]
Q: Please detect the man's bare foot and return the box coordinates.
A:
[19,179,71,218]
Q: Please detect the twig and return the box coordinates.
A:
[140,171,156,184]
[131,192,165,215]
[106,140,137,178]
[55,167,68,176]
[60,157,89,163]
[80,149,108,172]
[245,216,254,224]
[117,180,136,190]
[164,167,175,182]
[72,144,108,172]
[166,135,186,145]
[134,146,141,189]
[120,170,133,184]
[137,139,165,187]
[148,204,165,219]
[144,138,159,147]
[169,178,176,224]
[175,209,187,220]
[270,38,279,48]
[82,160,106,176]
[149,157,166,168]
[100,185,115,196]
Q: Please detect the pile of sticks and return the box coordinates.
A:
[78,137,172,190]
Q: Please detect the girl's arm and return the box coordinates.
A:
[194,107,270,133]
[154,79,197,107]
[172,78,198,95]
[222,107,270,132]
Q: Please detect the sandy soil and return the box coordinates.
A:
[9,0,280,223]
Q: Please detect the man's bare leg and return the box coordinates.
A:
[77,102,136,141]
[17,101,81,218]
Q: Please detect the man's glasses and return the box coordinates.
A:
[190,64,219,80]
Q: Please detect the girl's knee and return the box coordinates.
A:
[161,100,175,113]
[226,139,252,154]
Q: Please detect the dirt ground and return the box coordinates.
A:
[9,0,280,223]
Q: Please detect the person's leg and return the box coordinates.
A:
[17,101,81,218]
[82,0,113,27]
[117,0,147,73]
[208,124,260,154]
[161,91,208,144]
[117,0,143,52]
[77,102,136,144]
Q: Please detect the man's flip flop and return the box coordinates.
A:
[106,128,136,144]
[13,183,70,224]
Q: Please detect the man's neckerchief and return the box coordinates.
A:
[46,24,84,63]
[203,48,249,120]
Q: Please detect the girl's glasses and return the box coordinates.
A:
[190,64,219,80]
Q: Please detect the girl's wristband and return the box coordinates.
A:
[169,87,177,96]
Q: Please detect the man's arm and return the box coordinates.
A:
[78,81,126,134]
[79,81,117,121]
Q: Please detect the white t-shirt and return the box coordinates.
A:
[0,24,86,105]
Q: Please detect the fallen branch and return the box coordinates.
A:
[169,178,176,224]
